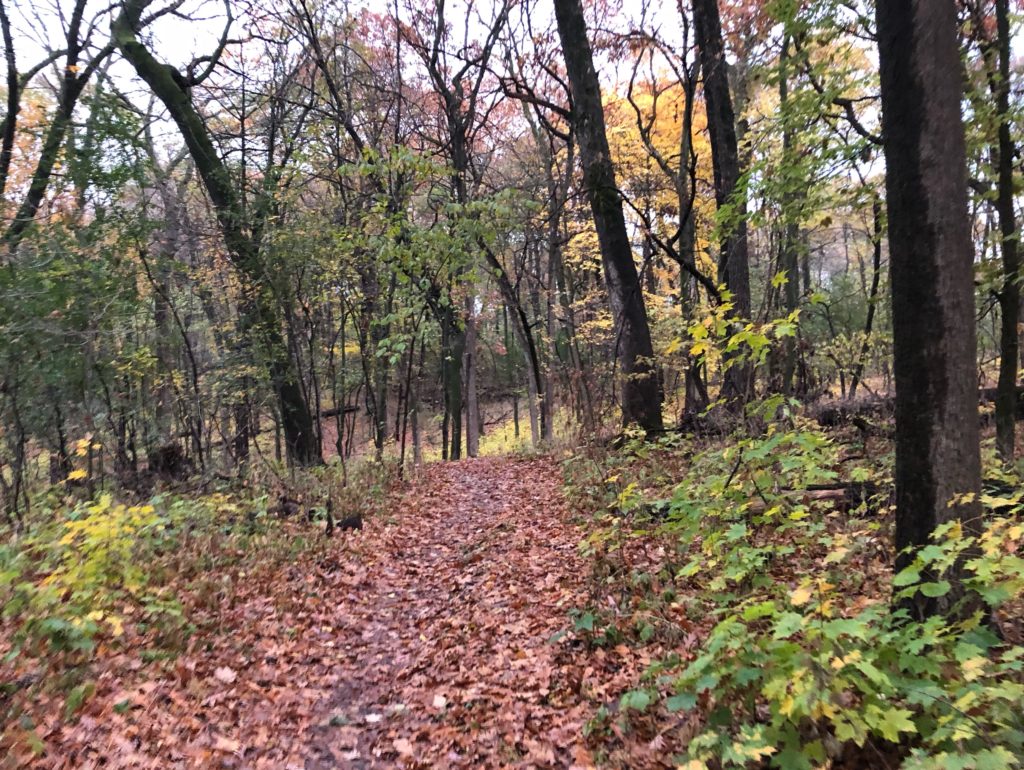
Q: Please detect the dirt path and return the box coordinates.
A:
[304,457,593,768]
[9,457,609,770]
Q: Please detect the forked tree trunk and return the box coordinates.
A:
[876,0,982,619]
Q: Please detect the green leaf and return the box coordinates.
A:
[666,692,698,712]
[874,707,915,743]
[773,612,804,639]
[742,600,777,621]
[619,689,653,712]
[64,681,95,719]
[919,580,951,598]
[893,568,921,587]
[574,612,595,633]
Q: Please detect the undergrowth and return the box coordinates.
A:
[565,399,1024,769]
[0,457,397,731]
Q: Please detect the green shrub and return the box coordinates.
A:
[1,495,186,658]
[642,418,1024,768]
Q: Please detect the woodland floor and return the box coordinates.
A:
[8,457,667,769]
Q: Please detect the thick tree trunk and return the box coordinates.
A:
[993,0,1019,463]
[692,0,752,407]
[876,0,982,619]
[553,0,663,433]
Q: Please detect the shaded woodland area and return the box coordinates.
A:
[2,0,1024,767]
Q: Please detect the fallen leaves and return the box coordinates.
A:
[305,457,599,768]
[2,456,678,769]
[213,734,241,753]
[213,666,237,685]
[392,737,414,756]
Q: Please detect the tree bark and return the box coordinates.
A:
[692,0,752,406]
[848,196,884,400]
[553,0,663,433]
[993,0,1019,463]
[876,0,982,619]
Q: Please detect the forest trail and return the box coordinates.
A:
[303,456,594,769]
[18,457,604,769]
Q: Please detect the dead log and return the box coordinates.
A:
[747,481,883,515]
[815,386,1024,429]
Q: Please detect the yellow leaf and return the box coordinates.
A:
[790,585,813,606]
[831,650,862,669]
[962,657,986,682]
[66,469,87,481]
[779,693,796,716]
[812,699,839,720]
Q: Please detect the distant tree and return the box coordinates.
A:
[876,0,982,619]
[965,0,1020,462]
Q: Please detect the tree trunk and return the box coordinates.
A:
[779,36,801,396]
[692,0,752,406]
[0,0,20,199]
[849,196,883,400]
[3,64,88,251]
[993,0,1019,463]
[553,0,663,433]
[114,0,320,466]
[464,296,480,457]
[440,303,464,460]
[876,0,982,619]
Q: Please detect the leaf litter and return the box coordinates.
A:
[3,457,678,769]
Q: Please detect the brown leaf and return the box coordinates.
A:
[214,735,241,753]
[214,666,237,684]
